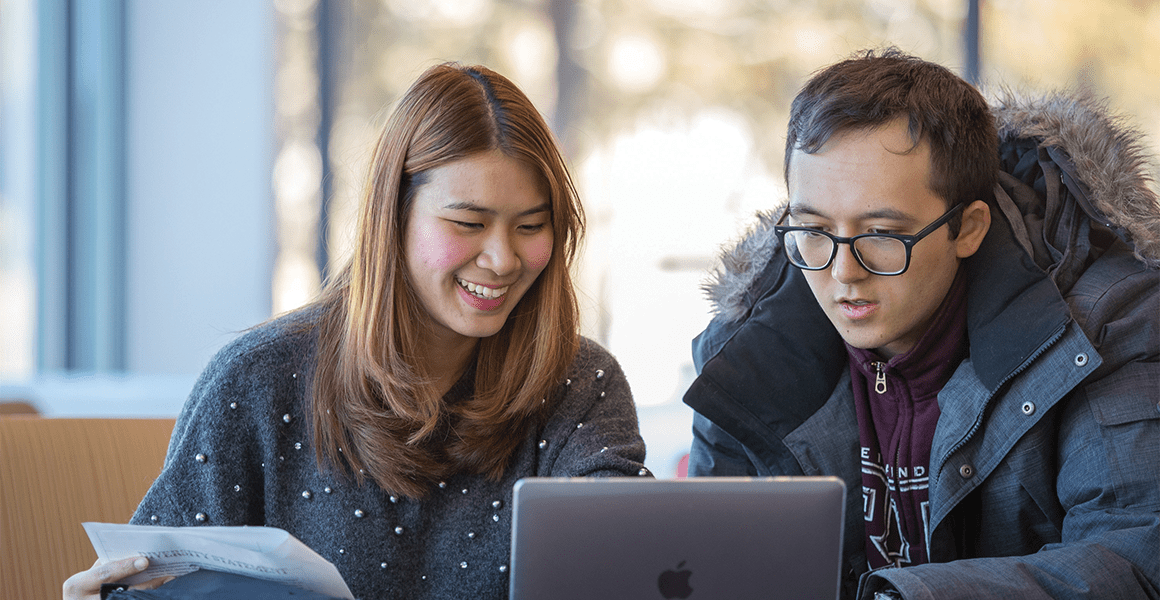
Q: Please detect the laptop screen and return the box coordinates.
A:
[510,477,846,600]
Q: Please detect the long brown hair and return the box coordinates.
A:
[305,63,584,498]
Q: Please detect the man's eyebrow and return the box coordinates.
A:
[787,203,915,223]
[441,201,551,217]
[786,204,827,219]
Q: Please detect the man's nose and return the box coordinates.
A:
[830,242,869,283]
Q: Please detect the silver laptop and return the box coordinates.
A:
[509,476,846,600]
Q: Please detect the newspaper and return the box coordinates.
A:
[82,522,355,600]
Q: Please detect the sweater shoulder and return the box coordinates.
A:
[573,336,620,372]
[181,309,319,422]
[555,336,634,412]
[202,309,319,380]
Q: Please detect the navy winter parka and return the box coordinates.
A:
[684,93,1160,600]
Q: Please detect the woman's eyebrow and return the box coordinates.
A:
[518,204,552,217]
[441,201,491,213]
[441,201,551,217]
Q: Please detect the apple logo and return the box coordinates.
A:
[657,560,694,598]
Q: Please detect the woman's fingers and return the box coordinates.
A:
[63,556,149,600]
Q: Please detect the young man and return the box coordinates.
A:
[684,49,1159,599]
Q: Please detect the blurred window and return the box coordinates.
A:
[3,0,1157,423]
[282,0,1158,412]
[2,0,127,376]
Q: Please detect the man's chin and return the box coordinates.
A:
[832,326,885,354]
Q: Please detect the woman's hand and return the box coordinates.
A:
[62,556,169,600]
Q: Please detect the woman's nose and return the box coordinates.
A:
[477,233,520,275]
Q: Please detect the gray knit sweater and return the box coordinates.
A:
[130,310,648,599]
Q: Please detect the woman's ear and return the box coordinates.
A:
[954,199,991,258]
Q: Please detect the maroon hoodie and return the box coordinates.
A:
[846,269,968,569]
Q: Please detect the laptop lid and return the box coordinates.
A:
[509,476,845,600]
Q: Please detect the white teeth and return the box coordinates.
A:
[457,278,509,299]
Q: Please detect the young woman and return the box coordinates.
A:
[64,63,647,600]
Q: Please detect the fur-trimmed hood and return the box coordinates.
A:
[703,92,1160,323]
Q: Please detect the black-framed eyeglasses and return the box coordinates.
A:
[773,203,964,276]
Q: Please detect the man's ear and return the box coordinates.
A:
[955,199,991,258]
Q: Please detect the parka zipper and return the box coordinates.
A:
[872,361,888,394]
[933,323,1069,482]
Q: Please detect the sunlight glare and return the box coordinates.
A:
[607,33,665,94]
[506,19,556,85]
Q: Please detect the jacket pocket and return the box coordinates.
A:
[1083,361,1160,508]
[1086,361,1160,426]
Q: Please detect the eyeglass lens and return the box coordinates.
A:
[783,231,908,274]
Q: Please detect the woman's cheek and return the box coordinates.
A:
[524,234,553,273]
[436,235,477,270]
[414,226,474,270]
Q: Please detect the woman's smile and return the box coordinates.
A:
[455,277,510,300]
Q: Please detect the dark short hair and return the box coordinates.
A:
[784,48,998,236]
